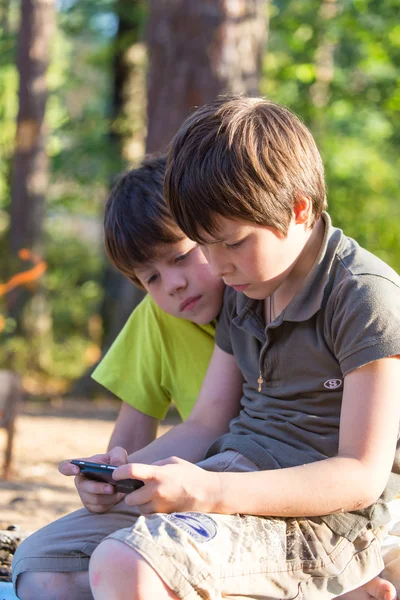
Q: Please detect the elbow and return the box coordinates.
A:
[350,467,388,511]
[353,489,383,511]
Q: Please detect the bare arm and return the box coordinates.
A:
[213,356,400,516]
[107,403,159,454]
[127,345,243,465]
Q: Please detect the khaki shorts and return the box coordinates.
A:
[13,451,384,599]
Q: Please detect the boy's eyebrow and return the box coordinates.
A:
[200,236,226,245]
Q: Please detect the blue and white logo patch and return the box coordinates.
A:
[167,512,217,543]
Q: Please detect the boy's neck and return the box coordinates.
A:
[265,217,325,323]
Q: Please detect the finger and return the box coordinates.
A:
[113,462,157,483]
[77,486,122,507]
[108,446,128,466]
[58,452,112,476]
[123,484,154,507]
[75,476,116,496]
[59,460,80,476]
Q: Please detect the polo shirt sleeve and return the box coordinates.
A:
[329,274,400,376]
[91,295,170,420]
[215,287,237,355]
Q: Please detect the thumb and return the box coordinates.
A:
[108,446,128,466]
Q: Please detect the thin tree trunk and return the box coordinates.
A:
[10,0,55,255]
[7,0,54,331]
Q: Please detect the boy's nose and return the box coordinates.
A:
[164,273,187,294]
[208,253,232,279]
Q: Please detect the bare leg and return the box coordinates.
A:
[89,539,179,600]
[338,576,397,600]
[17,570,92,600]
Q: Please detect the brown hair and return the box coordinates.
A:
[165,95,327,242]
[104,155,183,288]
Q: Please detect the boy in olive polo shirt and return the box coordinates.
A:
[84,97,400,600]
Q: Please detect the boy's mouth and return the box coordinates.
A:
[227,284,249,292]
[179,295,202,312]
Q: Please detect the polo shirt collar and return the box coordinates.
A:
[234,212,346,324]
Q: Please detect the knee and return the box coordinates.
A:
[89,539,137,586]
[89,540,178,600]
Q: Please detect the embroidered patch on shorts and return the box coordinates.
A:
[167,512,217,543]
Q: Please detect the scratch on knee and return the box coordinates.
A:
[91,569,101,588]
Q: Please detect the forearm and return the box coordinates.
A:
[128,419,218,465]
[108,403,158,454]
[213,455,388,517]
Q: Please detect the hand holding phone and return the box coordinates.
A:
[71,459,144,494]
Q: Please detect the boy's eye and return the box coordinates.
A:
[147,273,159,285]
[175,250,192,263]
[226,239,245,250]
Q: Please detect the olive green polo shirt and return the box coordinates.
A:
[210,212,400,541]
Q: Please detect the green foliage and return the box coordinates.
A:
[265,0,400,272]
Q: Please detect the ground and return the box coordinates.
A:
[0,397,176,581]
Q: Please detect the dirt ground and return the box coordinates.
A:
[0,397,176,534]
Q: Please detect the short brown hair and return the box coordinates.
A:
[165,95,327,241]
[104,155,183,288]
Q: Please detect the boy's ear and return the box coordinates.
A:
[293,194,312,225]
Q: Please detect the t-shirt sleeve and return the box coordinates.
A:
[215,287,237,355]
[329,274,400,375]
[91,296,171,419]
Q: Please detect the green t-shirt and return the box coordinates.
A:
[92,295,215,421]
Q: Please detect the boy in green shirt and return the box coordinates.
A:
[12,155,224,597]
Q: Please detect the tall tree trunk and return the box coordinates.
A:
[146,0,267,154]
[10,0,55,255]
[7,0,54,330]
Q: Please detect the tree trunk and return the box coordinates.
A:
[7,0,54,331]
[10,0,55,255]
[146,0,267,154]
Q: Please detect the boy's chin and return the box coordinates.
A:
[187,310,219,325]
[242,287,269,300]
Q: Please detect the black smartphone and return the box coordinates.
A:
[71,459,144,494]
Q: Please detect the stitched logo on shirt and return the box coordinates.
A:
[324,379,342,389]
[167,512,217,543]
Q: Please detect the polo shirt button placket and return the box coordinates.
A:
[257,339,269,392]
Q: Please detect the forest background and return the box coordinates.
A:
[1,0,399,401]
